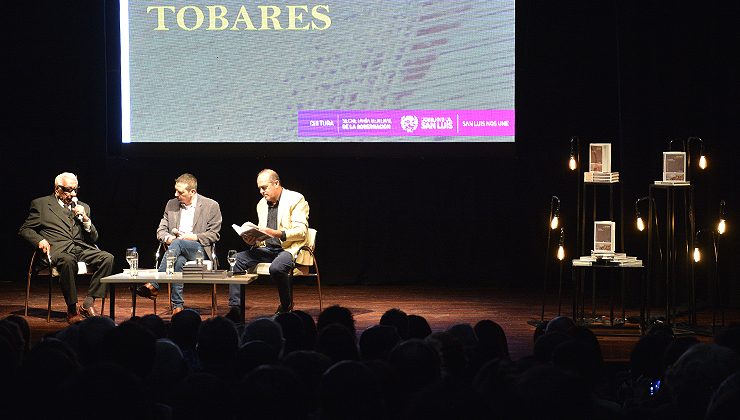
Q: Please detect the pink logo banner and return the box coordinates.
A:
[298,110,515,137]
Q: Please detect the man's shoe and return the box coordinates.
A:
[66,311,83,324]
[172,307,184,316]
[225,306,242,323]
[275,303,294,315]
[136,283,159,300]
[78,303,98,318]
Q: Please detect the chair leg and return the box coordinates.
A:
[25,272,32,317]
[47,276,53,323]
[101,296,106,317]
[168,284,172,312]
[313,258,322,312]
[211,284,217,316]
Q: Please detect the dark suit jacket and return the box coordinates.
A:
[156,194,222,259]
[19,194,100,261]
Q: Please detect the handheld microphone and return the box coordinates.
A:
[71,197,84,222]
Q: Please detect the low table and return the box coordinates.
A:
[101,270,258,323]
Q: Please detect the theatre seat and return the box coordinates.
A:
[254,228,322,311]
[25,251,105,322]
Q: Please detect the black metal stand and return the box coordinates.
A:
[647,183,695,328]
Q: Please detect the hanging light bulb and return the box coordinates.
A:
[693,247,701,263]
[557,227,565,260]
[636,216,645,232]
[551,215,559,230]
[718,219,726,235]
[718,200,726,235]
[699,155,707,169]
[569,156,577,171]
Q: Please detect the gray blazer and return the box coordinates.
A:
[156,194,222,260]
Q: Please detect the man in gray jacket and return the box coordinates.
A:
[137,173,222,314]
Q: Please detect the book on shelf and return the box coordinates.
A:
[654,180,690,186]
[232,222,271,244]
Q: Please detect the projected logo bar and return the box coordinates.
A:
[298,110,515,137]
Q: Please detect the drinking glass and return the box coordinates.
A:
[227,250,237,275]
[195,248,204,266]
[126,248,138,277]
[166,249,176,276]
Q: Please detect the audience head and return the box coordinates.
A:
[76,315,116,366]
[282,350,332,415]
[197,316,240,371]
[388,338,441,393]
[316,323,359,364]
[359,324,401,361]
[243,317,284,359]
[629,333,673,380]
[545,316,575,334]
[101,320,156,379]
[317,305,356,337]
[426,331,467,379]
[474,319,509,359]
[705,371,740,420]
[3,315,30,354]
[138,314,167,339]
[170,308,202,350]
[236,340,278,378]
[292,309,318,350]
[533,331,571,364]
[407,314,432,339]
[238,365,305,420]
[516,365,593,420]
[320,360,386,420]
[380,308,409,340]
[664,343,740,419]
[151,338,187,388]
[274,311,304,355]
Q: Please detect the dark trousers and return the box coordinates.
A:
[230,247,294,310]
[54,246,113,310]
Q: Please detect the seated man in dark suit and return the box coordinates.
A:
[19,172,113,323]
[137,173,222,314]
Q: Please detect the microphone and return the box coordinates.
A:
[71,197,84,222]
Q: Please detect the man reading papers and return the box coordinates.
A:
[228,169,309,317]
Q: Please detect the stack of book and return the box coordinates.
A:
[654,180,690,186]
[182,263,228,279]
[572,252,643,267]
[584,171,620,183]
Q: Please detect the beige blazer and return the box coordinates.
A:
[256,188,310,264]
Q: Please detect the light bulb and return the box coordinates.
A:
[569,156,577,171]
[550,216,559,230]
[693,247,701,263]
[557,245,565,261]
[699,155,707,169]
[636,217,645,232]
[718,218,726,235]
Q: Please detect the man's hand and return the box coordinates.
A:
[72,204,90,223]
[261,228,282,238]
[243,235,258,246]
[38,239,51,254]
[180,233,198,241]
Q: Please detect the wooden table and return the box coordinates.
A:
[101,270,258,323]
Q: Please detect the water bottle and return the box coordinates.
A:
[131,248,139,277]
[166,249,176,276]
[195,248,204,266]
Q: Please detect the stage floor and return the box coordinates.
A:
[1,282,728,361]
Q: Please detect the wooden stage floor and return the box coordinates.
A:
[1,282,728,362]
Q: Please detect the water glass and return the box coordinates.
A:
[166,249,176,276]
[227,249,237,275]
[195,248,204,266]
[126,247,138,277]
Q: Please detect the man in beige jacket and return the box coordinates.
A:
[229,169,309,315]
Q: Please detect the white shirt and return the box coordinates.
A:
[58,198,92,232]
[177,193,198,234]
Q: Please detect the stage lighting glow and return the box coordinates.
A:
[637,216,645,232]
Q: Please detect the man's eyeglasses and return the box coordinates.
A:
[57,185,79,193]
